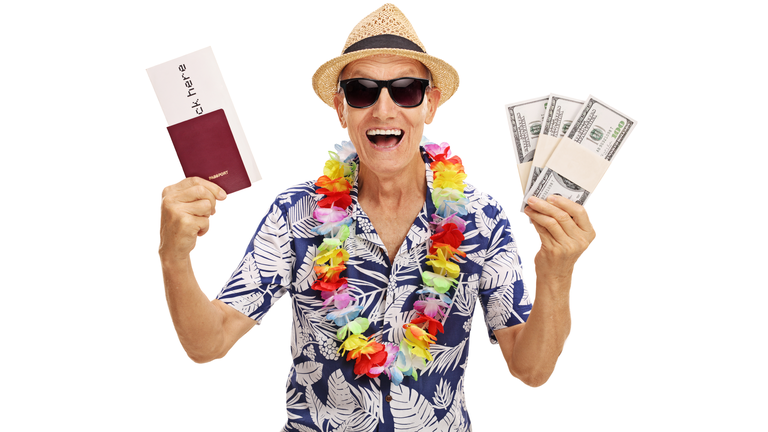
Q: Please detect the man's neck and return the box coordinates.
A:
[356,149,427,263]
[357,151,426,207]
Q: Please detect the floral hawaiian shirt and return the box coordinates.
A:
[216,146,532,432]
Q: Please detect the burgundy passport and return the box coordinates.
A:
[166,109,251,194]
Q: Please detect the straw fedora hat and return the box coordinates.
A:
[312,3,459,108]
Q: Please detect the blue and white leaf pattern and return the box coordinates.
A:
[285,422,317,432]
[216,147,532,431]
[286,382,309,420]
[345,234,387,266]
[382,284,419,344]
[304,384,327,428]
[390,384,440,432]
[293,244,318,294]
[325,369,357,429]
[296,361,323,387]
[451,275,478,318]
[253,203,295,284]
[288,194,321,239]
[437,375,469,432]
[422,338,468,377]
[431,378,454,410]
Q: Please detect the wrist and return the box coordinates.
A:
[159,247,192,271]
[534,271,572,302]
[535,264,574,282]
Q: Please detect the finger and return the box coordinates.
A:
[177,211,211,237]
[197,217,211,236]
[183,199,214,218]
[525,211,557,249]
[175,180,227,216]
[163,177,227,201]
[196,177,227,201]
[170,184,216,217]
[163,177,201,197]
[525,196,577,243]
[524,204,568,246]
[545,194,594,236]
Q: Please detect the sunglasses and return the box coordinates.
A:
[339,77,430,109]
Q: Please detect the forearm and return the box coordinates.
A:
[161,255,228,363]
[499,194,594,386]
[504,273,572,386]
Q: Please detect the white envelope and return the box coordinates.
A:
[147,47,261,184]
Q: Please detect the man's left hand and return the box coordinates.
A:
[494,195,595,386]
[523,195,596,280]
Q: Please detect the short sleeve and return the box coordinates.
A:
[477,208,532,344]
[216,200,296,324]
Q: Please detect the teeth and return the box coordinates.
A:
[367,129,402,136]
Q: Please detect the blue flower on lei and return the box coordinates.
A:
[334,140,358,164]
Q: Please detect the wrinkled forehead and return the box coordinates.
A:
[339,55,430,81]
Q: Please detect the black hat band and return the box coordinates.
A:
[344,34,425,54]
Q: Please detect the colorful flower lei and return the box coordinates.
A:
[310,140,468,385]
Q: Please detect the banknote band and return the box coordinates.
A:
[525,133,562,194]
[546,137,611,192]
[519,167,590,212]
[517,161,532,191]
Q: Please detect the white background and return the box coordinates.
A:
[2,0,765,430]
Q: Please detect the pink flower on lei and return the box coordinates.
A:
[321,283,352,309]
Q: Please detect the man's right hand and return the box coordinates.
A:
[158,177,254,363]
[159,177,227,261]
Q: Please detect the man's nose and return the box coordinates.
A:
[372,87,397,119]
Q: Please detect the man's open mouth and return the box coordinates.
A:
[366,129,403,148]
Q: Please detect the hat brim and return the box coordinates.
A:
[312,48,459,108]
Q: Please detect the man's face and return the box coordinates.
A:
[333,56,441,178]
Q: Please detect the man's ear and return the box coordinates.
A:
[333,92,347,129]
[424,87,442,125]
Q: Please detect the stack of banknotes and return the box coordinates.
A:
[505,95,637,211]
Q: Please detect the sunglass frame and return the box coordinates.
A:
[338,77,430,109]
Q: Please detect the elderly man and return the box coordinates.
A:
[159,4,594,431]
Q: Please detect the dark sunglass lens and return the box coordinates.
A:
[390,78,424,107]
[345,79,380,108]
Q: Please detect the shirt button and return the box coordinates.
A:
[385,395,392,402]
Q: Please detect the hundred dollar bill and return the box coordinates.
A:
[505,96,548,193]
[564,95,636,160]
[522,95,637,209]
[524,94,583,195]
[524,167,590,206]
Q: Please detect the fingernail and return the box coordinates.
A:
[546,195,558,203]
[219,189,227,200]
[528,196,541,205]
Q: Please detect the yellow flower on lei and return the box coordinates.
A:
[425,249,461,279]
[432,171,467,190]
[403,323,437,361]
[337,334,369,356]
[431,160,464,174]
[314,248,350,267]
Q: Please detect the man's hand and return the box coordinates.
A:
[159,177,227,262]
[158,178,254,363]
[523,194,596,281]
[495,195,595,386]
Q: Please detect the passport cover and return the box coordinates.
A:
[166,109,251,194]
[148,47,261,186]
